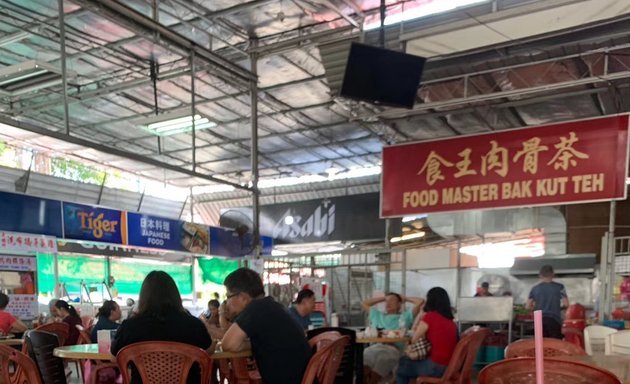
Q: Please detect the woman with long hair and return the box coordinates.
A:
[54,300,82,345]
[111,271,212,384]
[396,287,458,384]
[90,300,121,342]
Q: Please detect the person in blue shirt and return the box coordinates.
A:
[527,265,569,339]
[361,293,424,384]
[91,300,122,342]
[288,289,315,330]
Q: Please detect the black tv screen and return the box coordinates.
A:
[340,42,426,109]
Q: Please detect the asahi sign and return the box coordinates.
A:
[221,193,399,244]
[272,200,336,239]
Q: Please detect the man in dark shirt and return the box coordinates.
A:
[527,264,569,339]
[288,288,315,330]
[474,282,493,297]
[221,268,312,384]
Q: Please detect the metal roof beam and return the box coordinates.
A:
[74,0,255,84]
[0,116,252,192]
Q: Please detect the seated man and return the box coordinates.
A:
[221,268,312,384]
[288,288,315,331]
[362,293,424,384]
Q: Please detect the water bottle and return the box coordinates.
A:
[331,312,339,327]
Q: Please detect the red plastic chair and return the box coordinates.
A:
[116,341,213,384]
[34,322,69,347]
[416,327,490,384]
[505,338,586,358]
[478,357,621,384]
[302,335,349,384]
[308,330,341,349]
[0,344,43,384]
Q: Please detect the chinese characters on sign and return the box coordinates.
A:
[6,295,37,319]
[0,255,36,272]
[0,231,57,255]
[381,115,629,217]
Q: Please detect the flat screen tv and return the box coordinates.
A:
[340,42,426,109]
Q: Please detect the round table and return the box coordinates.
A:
[355,336,409,383]
[53,343,252,361]
[0,338,23,346]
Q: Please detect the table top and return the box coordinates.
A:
[53,343,252,361]
[356,337,408,344]
[559,354,630,383]
[0,337,22,346]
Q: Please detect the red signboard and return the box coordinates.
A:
[381,115,629,217]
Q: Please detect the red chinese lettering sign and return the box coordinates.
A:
[381,115,629,217]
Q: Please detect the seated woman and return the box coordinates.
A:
[396,287,458,384]
[91,300,122,342]
[55,300,82,345]
[0,293,27,335]
[111,271,213,384]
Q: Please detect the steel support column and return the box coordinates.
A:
[191,52,197,172]
[604,201,617,320]
[57,0,70,135]
[250,41,261,257]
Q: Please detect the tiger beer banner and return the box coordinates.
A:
[381,115,629,217]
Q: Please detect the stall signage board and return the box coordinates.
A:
[125,213,209,254]
[0,255,36,271]
[381,115,630,217]
[6,294,37,319]
[0,231,57,255]
[63,202,124,244]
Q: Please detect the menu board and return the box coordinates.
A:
[6,294,37,319]
[0,255,36,272]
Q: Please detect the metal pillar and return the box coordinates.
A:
[189,187,194,222]
[455,238,462,307]
[190,51,196,172]
[604,201,617,321]
[401,249,407,296]
[53,253,60,298]
[191,257,198,308]
[250,40,261,257]
[58,0,70,135]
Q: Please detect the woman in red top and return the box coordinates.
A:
[0,293,27,335]
[396,287,457,384]
[54,300,82,345]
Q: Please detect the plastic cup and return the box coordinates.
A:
[97,330,112,354]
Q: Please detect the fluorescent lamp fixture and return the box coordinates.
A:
[363,0,489,30]
[135,109,217,137]
[325,167,340,175]
[271,249,289,256]
[0,60,71,96]
[402,214,428,223]
[390,231,426,243]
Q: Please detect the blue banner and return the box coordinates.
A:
[126,213,209,254]
[210,227,272,257]
[0,191,62,237]
[63,202,123,244]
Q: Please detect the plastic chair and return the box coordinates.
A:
[605,329,630,355]
[308,331,341,349]
[505,338,586,358]
[416,327,490,384]
[302,335,350,384]
[584,325,617,355]
[116,341,213,384]
[477,357,621,384]
[307,327,357,384]
[34,322,70,348]
[25,330,68,384]
[0,344,43,384]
